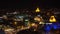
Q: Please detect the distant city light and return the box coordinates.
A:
[45,23,52,24]
[31,23,35,26]
[39,22,52,24]
[35,7,40,12]
[44,25,51,31]
[53,25,57,29]
[4,28,14,31]
[19,16,24,18]
[14,22,17,25]
[52,23,57,29]
[49,16,56,22]
[39,22,45,24]
[13,12,17,14]
[2,15,7,19]
[34,17,41,21]
[25,19,29,21]
[0,8,60,33]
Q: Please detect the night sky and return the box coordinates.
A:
[0,0,60,9]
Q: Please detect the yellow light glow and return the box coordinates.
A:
[5,29,14,31]
[34,17,40,21]
[31,23,38,28]
[49,16,56,22]
[14,22,17,25]
[35,8,40,12]
[39,22,44,24]
[31,23,35,26]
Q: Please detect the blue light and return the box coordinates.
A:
[53,25,57,29]
[44,23,60,31]
[52,23,57,29]
[53,22,60,29]
[44,25,51,31]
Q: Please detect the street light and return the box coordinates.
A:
[49,16,56,22]
[35,7,40,12]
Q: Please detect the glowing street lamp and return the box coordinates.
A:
[35,7,40,12]
[49,16,56,22]
[14,22,17,25]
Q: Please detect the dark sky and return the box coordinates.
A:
[0,0,60,9]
